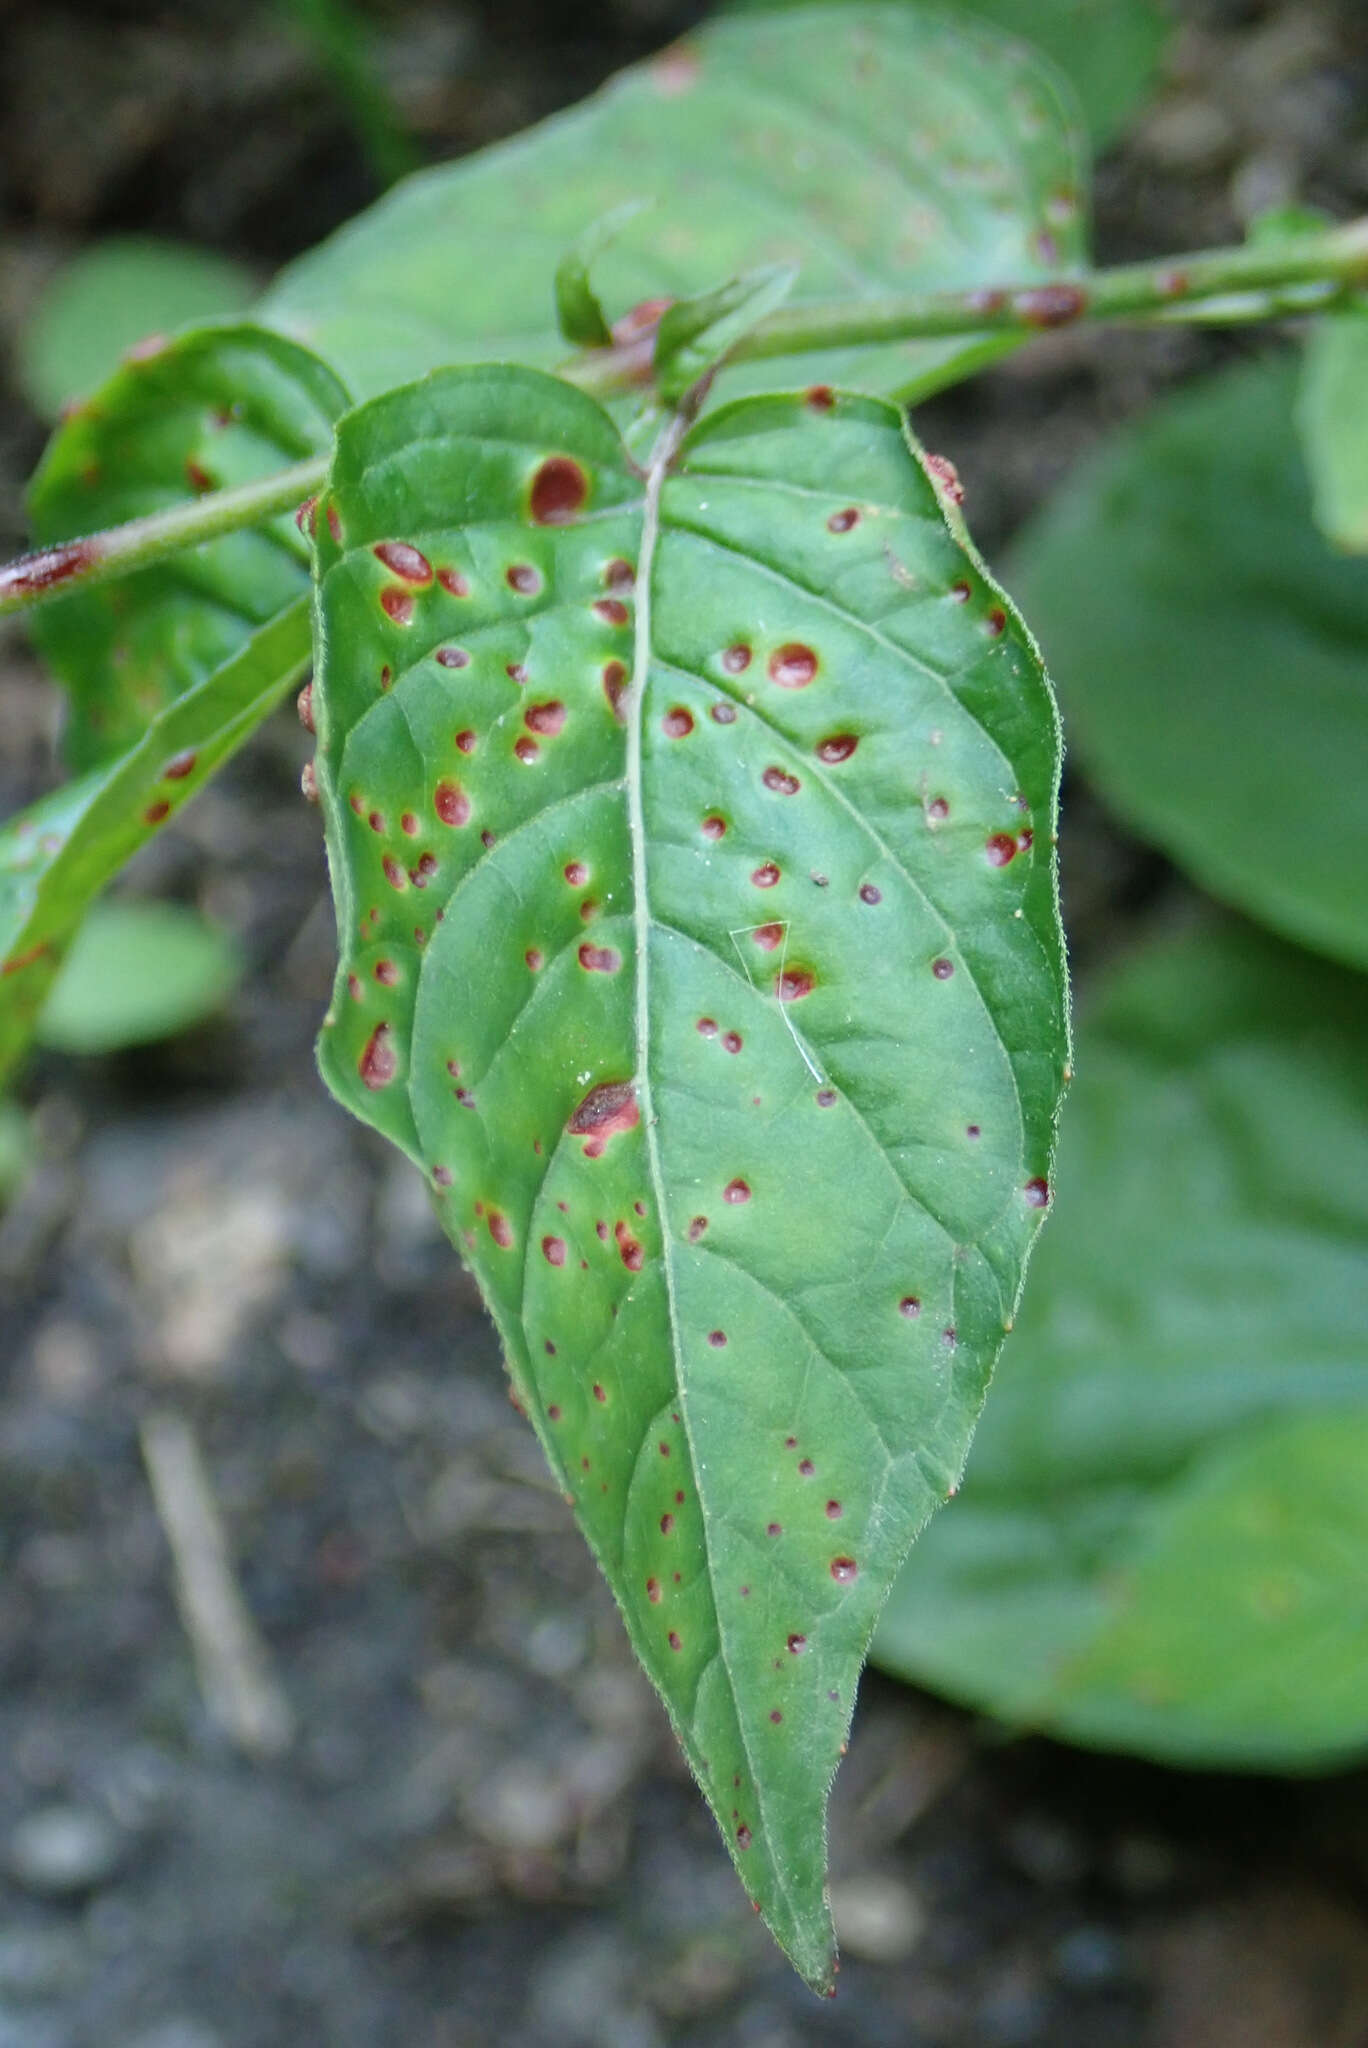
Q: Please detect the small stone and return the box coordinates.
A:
[0,1925,89,2001]
[1137,96,1237,174]
[1052,1924,1127,1988]
[830,1871,926,1963]
[8,1804,123,1897]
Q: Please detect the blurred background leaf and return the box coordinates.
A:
[1300,309,1368,554]
[37,898,243,1055]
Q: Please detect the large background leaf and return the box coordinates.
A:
[874,922,1368,1769]
[27,323,346,772]
[1008,355,1368,971]
[309,363,1066,1982]
[1300,307,1368,554]
[0,601,310,1087]
[263,5,1088,410]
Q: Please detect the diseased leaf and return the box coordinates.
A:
[309,362,1067,1984]
[875,923,1368,1769]
[1008,355,1368,971]
[0,601,310,1088]
[654,264,798,405]
[27,323,346,772]
[553,201,648,350]
[38,900,242,1055]
[16,238,257,422]
[1300,308,1368,554]
[264,6,1088,409]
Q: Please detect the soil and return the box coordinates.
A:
[2,4,1367,2045]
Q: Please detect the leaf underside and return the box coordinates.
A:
[264,5,1088,409]
[310,363,1067,1983]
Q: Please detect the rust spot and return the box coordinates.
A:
[775,967,814,1002]
[948,579,972,604]
[374,541,433,583]
[435,646,469,669]
[578,943,621,974]
[859,883,882,905]
[605,558,635,591]
[297,681,315,733]
[542,1235,566,1266]
[985,608,1007,638]
[374,959,398,986]
[295,495,318,536]
[437,566,469,597]
[530,455,589,525]
[830,1556,858,1583]
[0,537,100,602]
[185,460,215,495]
[985,833,1018,867]
[1024,1177,1050,1208]
[724,1178,751,1204]
[805,384,836,411]
[924,453,964,505]
[932,958,954,980]
[615,1220,643,1271]
[380,587,414,625]
[143,800,171,825]
[708,1330,727,1348]
[488,1211,514,1248]
[688,1216,708,1240]
[1014,281,1088,328]
[787,1633,807,1654]
[382,855,407,889]
[827,507,859,533]
[763,766,800,795]
[602,661,628,719]
[359,1023,397,1090]
[701,814,726,840]
[326,503,343,545]
[768,644,817,689]
[816,734,857,763]
[514,736,540,763]
[751,863,780,888]
[711,701,738,725]
[662,707,694,738]
[900,1295,921,1317]
[736,1823,752,1848]
[506,563,541,595]
[668,1629,683,1652]
[163,749,197,780]
[594,597,629,626]
[647,1576,662,1603]
[753,923,784,952]
[300,761,318,804]
[722,643,752,675]
[434,780,470,827]
[816,1088,836,1108]
[569,1081,639,1158]
[525,948,543,972]
[1,941,51,980]
[525,700,565,735]
[722,1031,742,1054]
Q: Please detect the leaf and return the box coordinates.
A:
[725,0,1170,148]
[874,922,1368,1770]
[308,362,1067,1984]
[0,601,310,1089]
[263,6,1088,409]
[654,264,798,405]
[1300,309,1368,554]
[16,238,257,422]
[554,201,649,350]
[1007,355,1368,971]
[38,900,242,1055]
[27,322,347,772]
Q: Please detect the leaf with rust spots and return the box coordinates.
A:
[311,361,1067,1991]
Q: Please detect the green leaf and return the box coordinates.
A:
[874,922,1368,1770]
[16,238,257,422]
[0,600,310,1089]
[724,0,1169,148]
[1008,355,1368,971]
[27,322,347,773]
[654,265,799,405]
[264,6,1088,409]
[1300,310,1368,554]
[553,201,649,350]
[38,900,242,1055]
[308,362,1067,1985]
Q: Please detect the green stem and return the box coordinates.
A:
[0,457,327,621]
[3,219,1365,624]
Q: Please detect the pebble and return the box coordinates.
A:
[7,1805,124,1897]
[829,1872,926,1963]
[1053,1924,1127,1988]
[0,1926,88,2002]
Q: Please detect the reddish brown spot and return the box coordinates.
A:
[525,700,566,735]
[647,1577,662,1604]
[736,1822,753,1848]
[1157,267,1189,298]
[143,800,171,825]
[932,958,954,980]
[374,959,398,986]
[568,1080,639,1156]
[776,967,814,1002]
[806,385,836,411]
[548,1403,562,1420]
[185,460,214,495]
[454,729,477,754]
[721,643,752,675]
[662,707,694,738]
[1018,828,1034,854]
[688,1216,708,1241]
[752,923,784,952]
[826,1500,843,1520]
[380,587,414,625]
[711,701,738,725]
[948,579,972,604]
[530,456,588,525]
[827,507,859,533]
[601,661,628,720]
[400,813,418,837]
[798,1458,815,1478]
[359,1024,397,1090]
[594,1384,608,1404]
[380,666,392,691]
[374,541,433,584]
[514,736,540,764]
[1024,1177,1051,1208]
[966,1123,981,1140]
[787,1633,807,1654]
[298,761,316,806]
[1,941,52,980]
[0,537,100,602]
[326,503,343,545]
[615,1220,643,1271]
[434,780,470,827]
[605,558,635,591]
[697,1017,718,1037]
[435,646,470,670]
[368,810,385,833]
[296,681,315,733]
[437,566,469,597]
[927,797,950,822]
[347,974,363,1001]
[708,1330,727,1348]
[1015,281,1089,328]
[830,1556,858,1583]
[579,898,600,924]
[525,948,543,972]
[668,1630,683,1652]
[488,1211,514,1248]
[722,1031,742,1055]
[768,644,817,689]
[596,1221,610,1241]
[382,855,406,889]
[816,734,858,765]
[506,563,541,595]
[481,830,496,849]
[985,832,1018,867]
[542,1235,566,1266]
[433,1166,452,1187]
[410,853,438,888]
[578,943,620,973]
[593,597,629,626]
[899,1295,921,1318]
[751,862,780,888]
[701,814,726,841]
[724,1178,751,1204]
[660,1512,674,1535]
[295,495,318,536]
[859,883,882,905]
[766,1522,782,1538]
[816,1088,836,1108]
[763,767,800,796]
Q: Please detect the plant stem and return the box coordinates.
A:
[2,219,1365,624]
[0,457,327,622]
